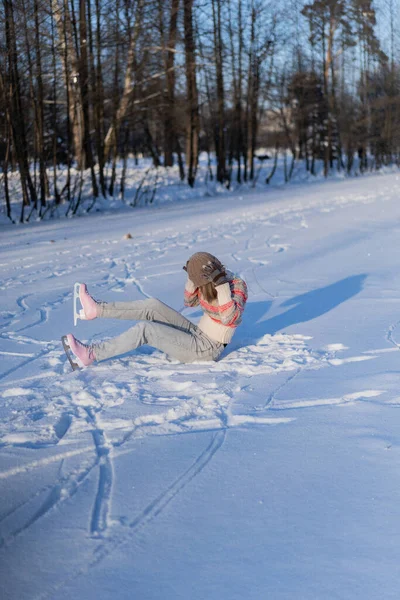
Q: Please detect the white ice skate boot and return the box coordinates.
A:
[74,282,99,326]
[61,333,96,370]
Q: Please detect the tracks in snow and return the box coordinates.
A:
[387,320,400,350]
[0,456,99,550]
[0,331,358,552]
[34,430,225,600]
[2,180,396,598]
[0,377,229,550]
[84,407,114,536]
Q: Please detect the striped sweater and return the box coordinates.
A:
[184,271,248,344]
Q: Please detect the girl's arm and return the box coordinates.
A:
[214,276,248,326]
[184,278,200,307]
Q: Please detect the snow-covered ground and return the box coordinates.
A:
[1,172,400,599]
[2,152,388,225]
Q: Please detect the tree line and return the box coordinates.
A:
[0,0,399,222]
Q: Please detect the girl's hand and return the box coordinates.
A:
[183,262,197,289]
[202,261,228,286]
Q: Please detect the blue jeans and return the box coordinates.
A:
[94,298,225,363]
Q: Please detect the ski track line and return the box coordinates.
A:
[0,388,223,548]
[252,341,346,414]
[12,290,71,334]
[16,294,29,312]
[0,455,100,550]
[131,275,151,299]
[84,407,114,536]
[0,481,55,528]
[250,267,276,298]
[0,348,51,384]
[0,350,36,358]
[0,367,63,390]
[0,405,224,550]
[254,367,303,413]
[0,294,30,332]
[0,445,94,480]
[111,398,226,448]
[15,308,49,334]
[387,320,400,349]
[1,408,113,548]
[34,430,226,600]
[0,428,105,547]
[0,297,68,383]
[1,332,51,346]
[0,396,119,548]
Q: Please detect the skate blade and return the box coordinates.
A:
[61,336,80,371]
[73,282,81,326]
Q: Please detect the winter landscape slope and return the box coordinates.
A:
[1,172,400,599]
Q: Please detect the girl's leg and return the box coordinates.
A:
[94,320,223,364]
[98,298,193,332]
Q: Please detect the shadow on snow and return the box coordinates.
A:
[233,274,367,348]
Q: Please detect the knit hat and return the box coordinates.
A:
[186,252,224,288]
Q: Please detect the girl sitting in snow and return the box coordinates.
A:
[62,252,248,370]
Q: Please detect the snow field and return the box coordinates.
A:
[1,172,400,598]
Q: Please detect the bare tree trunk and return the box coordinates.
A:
[61,0,72,207]
[88,0,107,198]
[321,14,329,177]
[163,0,180,168]
[119,126,129,201]
[211,0,227,184]
[247,61,260,181]
[21,0,39,210]
[280,98,296,182]
[4,0,38,220]
[52,0,85,168]
[144,118,161,167]
[228,0,244,184]
[0,69,13,220]
[246,3,261,182]
[103,0,144,161]
[326,11,335,171]
[79,0,98,200]
[108,0,120,196]
[3,131,12,220]
[49,2,61,205]
[196,22,214,181]
[94,0,106,196]
[183,0,199,187]
[266,143,279,184]
[34,0,47,212]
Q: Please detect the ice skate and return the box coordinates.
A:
[74,282,99,326]
[61,334,96,370]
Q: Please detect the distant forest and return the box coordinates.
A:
[1,0,400,221]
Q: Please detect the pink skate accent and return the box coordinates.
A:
[79,283,99,320]
[66,334,96,367]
